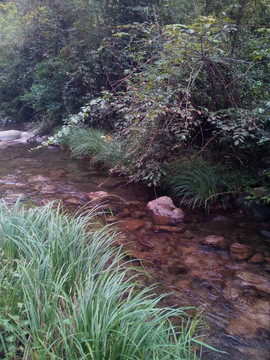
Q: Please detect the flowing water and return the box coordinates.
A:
[0,141,269,360]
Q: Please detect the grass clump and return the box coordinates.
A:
[0,200,211,359]
[163,157,229,212]
[60,127,129,174]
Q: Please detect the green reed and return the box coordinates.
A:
[0,200,213,359]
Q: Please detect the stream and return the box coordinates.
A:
[0,141,269,360]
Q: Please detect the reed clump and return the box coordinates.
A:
[0,200,210,359]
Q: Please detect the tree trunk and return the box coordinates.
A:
[231,0,247,56]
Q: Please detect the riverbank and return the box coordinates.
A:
[54,125,270,221]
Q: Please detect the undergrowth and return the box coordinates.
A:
[59,127,244,212]
[163,157,231,212]
[60,126,130,174]
[0,200,214,359]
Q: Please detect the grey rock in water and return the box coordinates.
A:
[0,130,22,141]
[0,130,35,143]
[0,141,9,149]
[15,131,35,143]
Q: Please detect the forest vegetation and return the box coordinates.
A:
[0,1,269,358]
[0,0,270,209]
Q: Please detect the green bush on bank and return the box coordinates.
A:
[0,200,211,359]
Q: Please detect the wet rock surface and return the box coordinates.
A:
[236,271,270,296]
[0,142,269,360]
[229,243,255,261]
[147,196,185,224]
[201,235,229,249]
[0,129,34,143]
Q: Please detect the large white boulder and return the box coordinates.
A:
[0,130,22,141]
[14,131,35,143]
[0,130,35,143]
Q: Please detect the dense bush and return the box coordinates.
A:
[66,16,269,189]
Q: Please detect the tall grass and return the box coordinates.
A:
[163,157,228,211]
[0,200,211,359]
[60,127,129,173]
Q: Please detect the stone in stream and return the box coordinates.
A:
[147,196,185,225]
[105,215,119,223]
[86,191,125,204]
[201,235,229,249]
[226,298,270,337]
[14,131,35,143]
[229,243,255,261]
[152,225,186,233]
[65,197,82,206]
[0,141,9,149]
[224,280,243,301]
[4,193,26,200]
[48,169,67,180]
[248,253,265,264]
[28,175,50,182]
[236,271,270,296]
[0,130,34,143]
[119,218,146,232]
[0,130,22,140]
[40,185,57,194]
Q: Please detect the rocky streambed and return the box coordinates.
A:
[0,140,269,359]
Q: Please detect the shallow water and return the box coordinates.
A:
[0,141,269,360]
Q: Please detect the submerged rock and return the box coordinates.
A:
[212,215,229,222]
[0,141,9,149]
[120,218,146,232]
[201,235,229,249]
[236,271,270,296]
[152,224,186,233]
[147,196,185,225]
[86,191,124,203]
[28,175,50,182]
[229,243,255,261]
[248,253,265,264]
[226,298,270,337]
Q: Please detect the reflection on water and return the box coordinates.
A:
[0,142,269,360]
[0,142,150,204]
